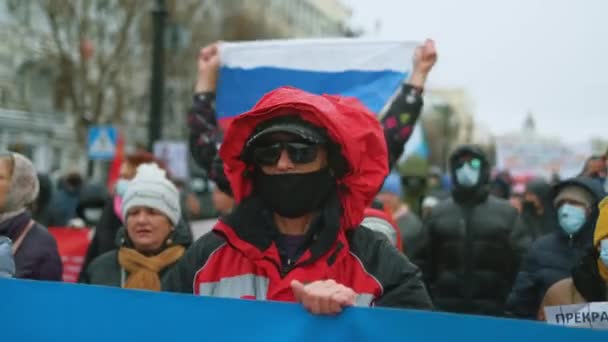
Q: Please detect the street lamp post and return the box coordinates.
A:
[148,0,167,152]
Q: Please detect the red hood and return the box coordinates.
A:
[219,87,388,230]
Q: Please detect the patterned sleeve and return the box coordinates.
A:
[187,92,221,173]
[380,84,424,170]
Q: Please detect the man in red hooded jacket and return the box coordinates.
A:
[163,85,433,314]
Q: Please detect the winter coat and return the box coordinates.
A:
[362,207,403,251]
[81,219,192,287]
[506,177,605,319]
[394,210,424,261]
[419,145,524,317]
[80,198,122,279]
[164,87,432,310]
[0,213,62,280]
[75,182,110,227]
[48,179,81,227]
[32,173,53,227]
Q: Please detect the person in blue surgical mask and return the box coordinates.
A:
[418,144,525,317]
[554,184,596,237]
[539,196,608,320]
[506,176,605,319]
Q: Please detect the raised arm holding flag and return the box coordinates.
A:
[166,39,437,315]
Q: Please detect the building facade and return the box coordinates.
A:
[0,0,353,179]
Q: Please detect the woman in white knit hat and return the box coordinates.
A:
[81,163,191,291]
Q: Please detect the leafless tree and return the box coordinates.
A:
[6,0,145,144]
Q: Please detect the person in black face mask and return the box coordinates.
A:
[580,155,607,189]
[398,155,429,216]
[163,87,432,315]
[245,117,336,218]
[417,145,525,317]
[518,178,557,249]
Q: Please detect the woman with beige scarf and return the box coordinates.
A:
[81,164,191,291]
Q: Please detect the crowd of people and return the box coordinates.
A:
[1,39,608,322]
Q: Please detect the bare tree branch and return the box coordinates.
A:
[91,0,138,122]
[77,0,92,119]
[42,1,68,56]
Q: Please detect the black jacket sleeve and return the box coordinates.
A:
[348,227,433,310]
[380,84,424,170]
[417,205,436,288]
[504,249,540,319]
[161,231,226,294]
[507,210,525,285]
[79,199,121,281]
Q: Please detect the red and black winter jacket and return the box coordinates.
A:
[162,195,431,309]
[163,87,432,309]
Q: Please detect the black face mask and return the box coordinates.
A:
[253,168,334,218]
[522,201,539,217]
[402,177,426,192]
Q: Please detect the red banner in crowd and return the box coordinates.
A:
[48,228,93,283]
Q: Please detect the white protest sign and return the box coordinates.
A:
[190,219,218,241]
[153,141,189,180]
[544,302,608,329]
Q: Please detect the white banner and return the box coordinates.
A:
[495,137,591,179]
[153,141,189,180]
[544,302,608,329]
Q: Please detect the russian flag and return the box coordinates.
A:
[216,38,428,158]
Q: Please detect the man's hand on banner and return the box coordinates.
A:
[195,42,221,93]
[409,39,437,89]
[291,279,357,315]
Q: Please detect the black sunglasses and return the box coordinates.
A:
[252,141,319,166]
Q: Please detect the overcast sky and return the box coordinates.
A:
[342,0,607,144]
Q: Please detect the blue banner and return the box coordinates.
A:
[1,279,605,341]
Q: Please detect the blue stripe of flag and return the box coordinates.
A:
[216,66,406,119]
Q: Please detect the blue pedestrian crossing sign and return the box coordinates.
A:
[87,126,117,160]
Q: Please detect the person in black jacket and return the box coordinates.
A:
[579,155,606,187]
[31,173,53,227]
[505,176,604,319]
[419,144,524,317]
[47,172,83,226]
[517,177,557,249]
[163,41,439,315]
[490,171,513,200]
